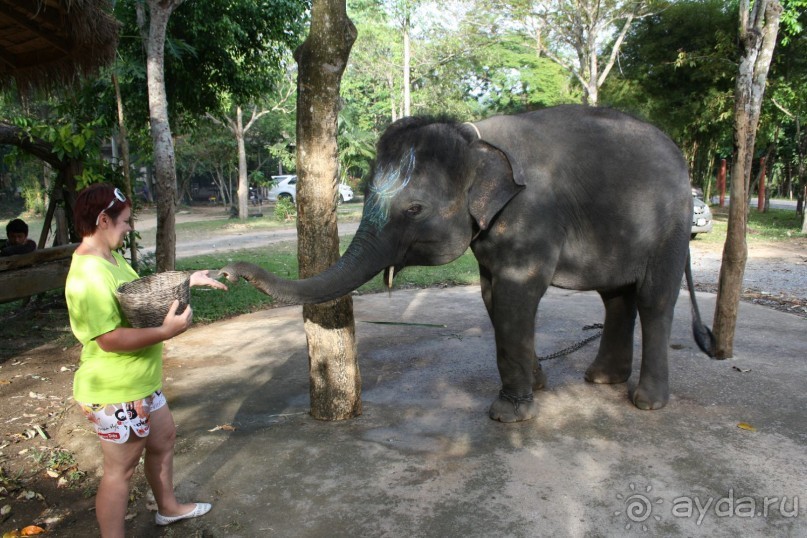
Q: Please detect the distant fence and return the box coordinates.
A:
[0,244,78,303]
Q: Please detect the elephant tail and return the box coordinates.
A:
[685,250,716,358]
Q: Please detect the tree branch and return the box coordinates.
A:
[598,12,635,87]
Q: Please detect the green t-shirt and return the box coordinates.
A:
[66,251,163,403]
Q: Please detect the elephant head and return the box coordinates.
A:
[218,117,524,303]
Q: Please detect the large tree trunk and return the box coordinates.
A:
[713,0,782,359]
[294,0,360,420]
[138,0,184,272]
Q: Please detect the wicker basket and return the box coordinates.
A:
[116,271,190,328]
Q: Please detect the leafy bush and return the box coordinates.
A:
[20,176,46,215]
[274,197,297,221]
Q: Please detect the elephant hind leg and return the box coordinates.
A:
[585,288,637,384]
[533,356,547,390]
[630,277,681,410]
[631,307,673,410]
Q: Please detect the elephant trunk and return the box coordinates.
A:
[217,224,393,305]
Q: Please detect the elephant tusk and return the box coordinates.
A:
[386,266,395,289]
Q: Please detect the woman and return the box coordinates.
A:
[65,183,227,536]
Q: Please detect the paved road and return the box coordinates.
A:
[137,213,360,259]
[711,197,799,211]
[72,284,806,537]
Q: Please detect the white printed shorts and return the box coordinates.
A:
[78,390,167,444]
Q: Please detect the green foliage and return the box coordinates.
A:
[766,5,807,202]
[343,0,580,149]
[343,1,401,131]
[114,0,310,123]
[780,0,807,44]
[274,197,297,221]
[267,137,297,175]
[249,170,268,186]
[1,98,125,210]
[19,175,46,215]
[601,0,739,190]
[10,117,98,159]
[469,40,578,113]
[338,108,377,185]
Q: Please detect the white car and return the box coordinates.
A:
[691,193,713,239]
[268,175,354,204]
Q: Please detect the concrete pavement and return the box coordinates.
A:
[131,285,806,537]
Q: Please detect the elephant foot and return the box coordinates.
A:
[631,381,669,410]
[584,359,631,385]
[532,364,547,391]
[488,390,537,423]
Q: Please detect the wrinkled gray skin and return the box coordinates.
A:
[220,105,715,423]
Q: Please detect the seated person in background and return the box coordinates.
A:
[1,218,37,256]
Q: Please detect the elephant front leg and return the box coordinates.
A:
[487,283,544,423]
[585,289,637,384]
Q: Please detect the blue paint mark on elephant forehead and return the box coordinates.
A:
[366,147,416,229]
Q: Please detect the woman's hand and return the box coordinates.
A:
[190,270,228,290]
[96,300,193,352]
[161,299,193,338]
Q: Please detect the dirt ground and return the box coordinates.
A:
[0,232,804,535]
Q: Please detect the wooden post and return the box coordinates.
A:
[757,156,767,212]
[717,158,727,207]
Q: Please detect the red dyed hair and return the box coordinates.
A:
[73,183,132,238]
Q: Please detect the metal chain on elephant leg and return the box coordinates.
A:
[537,323,604,362]
[498,389,534,411]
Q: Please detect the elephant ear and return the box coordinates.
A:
[467,140,525,231]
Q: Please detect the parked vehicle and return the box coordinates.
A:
[691,190,713,239]
[268,175,354,204]
[248,186,263,205]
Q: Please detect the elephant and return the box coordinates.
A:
[219,104,715,423]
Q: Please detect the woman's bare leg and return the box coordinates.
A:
[143,405,196,516]
[97,435,147,538]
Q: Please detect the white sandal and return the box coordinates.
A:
[155,502,212,526]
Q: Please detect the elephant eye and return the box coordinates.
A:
[406,204,423,217]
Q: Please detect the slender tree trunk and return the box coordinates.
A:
[138,0,184,272]
[207,106,270,220]
[585,39,598,106]
[235,106,249,220]
[797,117,807,230]
[386,72,397,122]
[403,15,411,117]
[713,0,782,359]
[294,0,360,420]
[112,73,138,270]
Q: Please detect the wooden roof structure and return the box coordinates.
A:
[0,0,119,92]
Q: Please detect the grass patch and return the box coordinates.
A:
[690,206,804,245]
[178,236,481,323]
[745,207,804,240]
